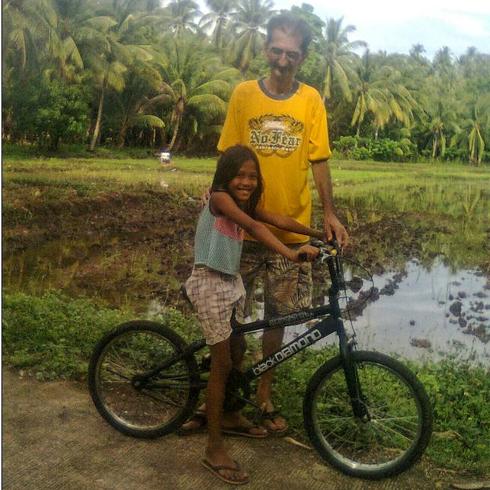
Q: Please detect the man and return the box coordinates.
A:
[217,13,349,434]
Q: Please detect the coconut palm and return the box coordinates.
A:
[2,0,58,72]
[229,0,273,73]
[321,17,366,103]
[451,95,490,165]
[86,2,153,150]
[199,0,238,51]
[162,0,201,37]
[46,0,118,81]
[351,50,417,138]
[155,33,240,150]
[107,62,169,147]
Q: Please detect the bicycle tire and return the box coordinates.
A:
[88,320,200,438]
[303,350,432,479]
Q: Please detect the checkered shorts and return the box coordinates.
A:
[185,266,246,345]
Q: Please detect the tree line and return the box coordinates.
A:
[3,0,490,164]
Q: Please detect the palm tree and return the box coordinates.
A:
[162,0,201,37]
[229,0,273,73]
[351,50,417,138]
[199,0,238,51]
[351,50,390,137]
[156,33,240,150]
[409,44,427,63]
[451,95,489,165]
[110,62,168,147]
[2,0,58,72]
[87,2,153,150]
[48,0,113,81]
[321,17,366,104]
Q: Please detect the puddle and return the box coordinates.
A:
[4,240,490,366]
[278,259,490,366]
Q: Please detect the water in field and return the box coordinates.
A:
[278,258,490,365]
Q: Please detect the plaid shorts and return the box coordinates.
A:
[240,241,312,318]
[185,266,245,345]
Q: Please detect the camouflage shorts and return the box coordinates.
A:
[240,241,312,318]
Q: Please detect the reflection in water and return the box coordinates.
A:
[285,259,490,365]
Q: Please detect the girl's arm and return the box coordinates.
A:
[211,193,318,262]
[255,209,324,240]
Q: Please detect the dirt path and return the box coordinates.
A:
[2,369,476,490]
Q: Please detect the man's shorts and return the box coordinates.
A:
[240,241,312,318]
[185,266,245,345]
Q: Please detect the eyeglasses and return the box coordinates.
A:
[268,47,302,62]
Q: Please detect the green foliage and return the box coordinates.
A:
[333,136,417,162]
[417,361,490,472]
[2,1,489,160]
[2,291,129,380]
[5,77,90,150]
[273,348,490,473]
[1,291,201,381]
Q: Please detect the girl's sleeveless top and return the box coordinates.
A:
[194,203,244,275]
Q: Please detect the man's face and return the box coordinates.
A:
[265,28,305,79]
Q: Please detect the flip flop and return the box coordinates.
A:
[222,424,268,439]
[201,458,249,485]
[260,410,288,435]
[176,411,207,436]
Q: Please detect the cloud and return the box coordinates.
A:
[273,0,490,56]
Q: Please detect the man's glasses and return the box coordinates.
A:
[268,47,302,62]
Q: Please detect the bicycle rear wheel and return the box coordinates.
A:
[304,351,432,479]
[88,320,200,438]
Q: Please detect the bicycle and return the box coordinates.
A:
[88,243,433,480]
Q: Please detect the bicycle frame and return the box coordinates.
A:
[141,254,361,402]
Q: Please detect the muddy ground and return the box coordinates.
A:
[2,188,451,310]
[3,368,486,490]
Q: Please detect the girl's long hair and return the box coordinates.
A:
[211,145,263,217]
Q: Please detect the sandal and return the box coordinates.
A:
[260,410,288,435]
[222,424,268,439]
[176,411,207,435]
[201,458,249,485]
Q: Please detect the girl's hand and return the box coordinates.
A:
[293,245,320,263]
[200,188,211,208]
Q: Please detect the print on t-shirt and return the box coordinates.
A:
[248,114,304,157]
[214,216,244,241]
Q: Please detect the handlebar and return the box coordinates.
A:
[298,240,342,262]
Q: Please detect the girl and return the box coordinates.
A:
[185,145,323,485]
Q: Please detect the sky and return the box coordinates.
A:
[199,0,490,59]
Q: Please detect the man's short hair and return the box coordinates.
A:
[266,13,313,54]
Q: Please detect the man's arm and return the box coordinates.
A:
[310,160,349,247]
[255,209,324,240]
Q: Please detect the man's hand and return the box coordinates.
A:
[324,213,349,248]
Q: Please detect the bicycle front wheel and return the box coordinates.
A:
[304,351,432,479]
[88,321,200,438]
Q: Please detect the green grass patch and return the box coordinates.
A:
[273,349,490,474]
[1,291,201,380]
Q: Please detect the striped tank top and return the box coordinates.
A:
[194,203,244,275]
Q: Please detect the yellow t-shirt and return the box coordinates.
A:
[217,79,331,243]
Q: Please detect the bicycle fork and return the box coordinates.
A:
[338,327,370,421]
